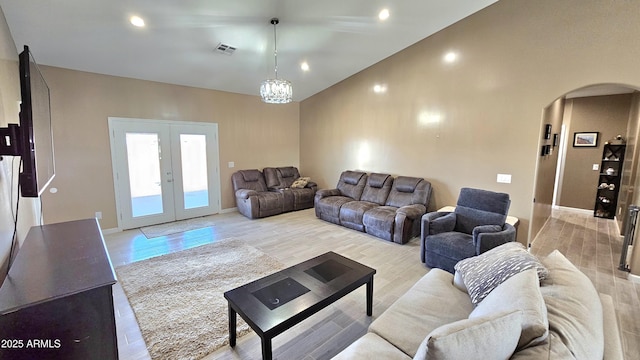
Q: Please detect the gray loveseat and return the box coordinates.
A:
[231,166,317,219]
[315,171,432,244]
[333,244,623,360]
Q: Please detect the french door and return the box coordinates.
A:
[109,118,220,229]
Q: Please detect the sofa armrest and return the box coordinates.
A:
[393,204,428,244]
[396,204,426,220]
[422,212,456,235]
[420,212,455,262]
[315,188,340,203]
[601,294,624,360]
[474,223,516,254]
[306,181,318,191]
[316,188,340,197]
[236,189,258,200]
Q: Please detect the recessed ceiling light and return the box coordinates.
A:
[301,62,310,72]
[130,16,145,27]
[378,9,390,21]
[444,52,458,63]
[373,84,387,93]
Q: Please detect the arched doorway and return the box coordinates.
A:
[530,83,640,244]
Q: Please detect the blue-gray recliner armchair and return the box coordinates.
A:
[420,187,516,273]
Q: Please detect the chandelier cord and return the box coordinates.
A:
[272,19,279,79]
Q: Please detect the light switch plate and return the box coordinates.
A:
[593,164,599,171]
[228,161,235,168]
[497,174,512,184]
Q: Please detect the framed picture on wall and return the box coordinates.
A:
[544,124,552,139]
[573,132,599,147]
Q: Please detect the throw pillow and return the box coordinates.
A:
[469,269,549,350]
[454,242,548,305]
[413,310,522,360]
[290,177,310,189]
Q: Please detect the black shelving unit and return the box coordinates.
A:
[594,143,626,219]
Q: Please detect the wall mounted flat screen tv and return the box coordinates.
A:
[18,45,55,197]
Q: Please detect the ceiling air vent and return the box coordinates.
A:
[215,43,236,55]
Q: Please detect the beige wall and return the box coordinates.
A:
[300,0,640,244]
[626,94,640,275]
[39,67,300,230]
[530,98,565,242]
[620,93,640,234]
[0,7,39,280]
[559,94,632,210]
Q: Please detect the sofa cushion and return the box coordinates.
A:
[342,170,366,185]
[385,177,429,208]
[340,201,380,231]
[317,196,355,220]
[332,333,411,360]
[453,206,506,235]
[232,169,268,192]
[454,242,548,304]
[291,176,310,188]
[509,332,576,359]
[257,191,283,211]
[337,171,367,200]
[453,188,510,234]
[539,250,604,360]
[469,269,549,350]
[241,169,263,182]
[369,269,473,357]
[360,173,393,204]
[413,310,522,360]
[394,176,421,193]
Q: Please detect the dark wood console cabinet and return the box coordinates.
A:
[0,219,118,359]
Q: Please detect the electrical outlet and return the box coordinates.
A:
[228,161,235,168]
[95,211,102,220]
[497,174,512,184]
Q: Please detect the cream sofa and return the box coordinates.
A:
[333,246,623,360]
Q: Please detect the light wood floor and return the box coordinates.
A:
[104,207,639,360]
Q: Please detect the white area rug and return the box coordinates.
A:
[115,238,284,360]
[140,216,216,238]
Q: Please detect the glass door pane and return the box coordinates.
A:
[110,118,175,230]
[126,133,164,217]
[171,123,220,220]
[180,134,209,209]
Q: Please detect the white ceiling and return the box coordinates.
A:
[0,0,497,101]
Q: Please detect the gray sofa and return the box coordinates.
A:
[315,171,432,244]
[333,245,623,360]
[231,167,317,219]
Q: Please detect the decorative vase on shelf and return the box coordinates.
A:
[607,135,625,145]
[606,167,615,175]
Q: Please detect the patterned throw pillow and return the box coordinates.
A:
[454,242,548,305]
[290,177,310,189]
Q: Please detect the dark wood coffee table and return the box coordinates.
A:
[224,251,376,360]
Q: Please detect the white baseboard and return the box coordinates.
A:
[628,272,640,284]
[552,205,593,215]
[101,227,121,235]
[220,207,238,214]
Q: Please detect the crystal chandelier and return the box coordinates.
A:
[260,18,292,104]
